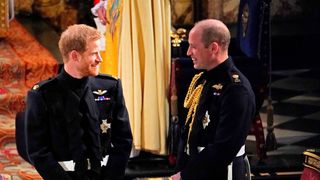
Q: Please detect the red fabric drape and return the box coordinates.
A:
[94,0,100,5]
[300,168,320,180]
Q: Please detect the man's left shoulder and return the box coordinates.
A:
[89,74,120,89]
[96,74,119,81]
[228,70,243,84]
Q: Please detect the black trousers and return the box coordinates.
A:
[231,155,250,180]
[67,166,124,180]
[67,170,99,180]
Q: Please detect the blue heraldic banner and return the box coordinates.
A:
[237,0,260,58]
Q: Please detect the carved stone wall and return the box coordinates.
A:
[171,0,194,26]
[271,0,320,22]
[171,0,320,26]
[205,0,239,24]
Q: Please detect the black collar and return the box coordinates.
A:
[57,68,89,96]
[202,57,234,80]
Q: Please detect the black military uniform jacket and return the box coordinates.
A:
[176,57,256,180]
[25,69,133,180]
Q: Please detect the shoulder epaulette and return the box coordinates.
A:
[231,72,241,83]
[97,74,119,81]
[31,77,55,91]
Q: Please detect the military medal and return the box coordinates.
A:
[100,119,111,133]
[95,96,110,101]
[93,89,110,101]
[202,111,210,129]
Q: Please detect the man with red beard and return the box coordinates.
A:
[24,24,132,180]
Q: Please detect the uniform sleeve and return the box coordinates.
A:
[26,90,71,180]
[106,79,133,178]
[183,84,255,178]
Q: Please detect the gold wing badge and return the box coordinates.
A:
[212,83,223,90]
[93,89,110,101]
[212,83,223,96]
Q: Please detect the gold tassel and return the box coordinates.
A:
[183,72,205,146]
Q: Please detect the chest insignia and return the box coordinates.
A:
[100,119,111,133]
[202,111,211,129]
[212,83,223,96]
[232,74,241,83]
[212,83,223,90]
[93,89,107,95]
[94,96,110,101]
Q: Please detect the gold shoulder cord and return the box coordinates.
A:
[183,72,205,145]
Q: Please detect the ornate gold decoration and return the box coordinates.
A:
[171,28,187,47]
[183,72,205,148]
[303,150,320,173]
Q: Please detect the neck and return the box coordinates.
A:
[207,52,228,71]
[64,62,83,79]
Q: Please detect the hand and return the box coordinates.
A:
[171,172,181,180]
[97,6,108,25]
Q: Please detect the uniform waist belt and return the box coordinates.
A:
[58,155,109,171]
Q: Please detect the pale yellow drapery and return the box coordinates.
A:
[118,0,171,155]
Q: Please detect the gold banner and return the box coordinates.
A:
[100,0,123,76]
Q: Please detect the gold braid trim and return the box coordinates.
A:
[184,72,203,108]
[183,72,205,145]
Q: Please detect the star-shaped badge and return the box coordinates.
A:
[202,111,211,129]
[100,119,111,133]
